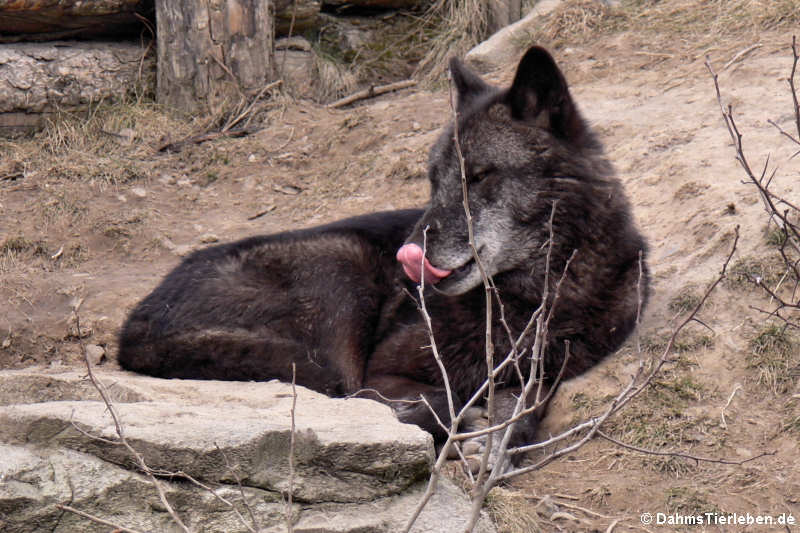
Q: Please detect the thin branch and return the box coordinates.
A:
[327,80,417,109]
[215,445,259,532]
[596,430,775,466]
[56,504,145,533]
[790,35,800,142]
[223,80,284,132]
[286,363,297,533]
[71,302,192,533]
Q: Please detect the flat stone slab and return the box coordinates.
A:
[0,368,496,532]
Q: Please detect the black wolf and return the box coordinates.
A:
[118,46,648,455]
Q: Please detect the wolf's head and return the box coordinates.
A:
[398,46,613,295]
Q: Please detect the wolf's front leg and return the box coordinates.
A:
[358,374,464,443]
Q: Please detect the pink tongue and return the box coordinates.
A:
[396,243,452,284]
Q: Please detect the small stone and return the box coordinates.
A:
[199,234,219,244]
[118,128,135,145]
[461,440,482,456]
[85,345,106,365]
[131,187,147,198]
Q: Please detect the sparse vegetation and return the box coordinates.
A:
[664,487,717,515]
[1,236,47,257]
[766,226,789,247]
[726,254,792,290]
[668,285,703,315]
[747,324,797,395]
[641,329,714,355]
[485,488,541,533]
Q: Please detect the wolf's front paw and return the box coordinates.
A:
[457,407,513,475]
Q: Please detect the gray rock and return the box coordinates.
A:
[465,0,564,73]
[0,368,496,532]
[0,443,287,533]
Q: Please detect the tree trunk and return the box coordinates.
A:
[155,0,274,115]
[487,0,521,34]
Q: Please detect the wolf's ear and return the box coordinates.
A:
[449,57,491,112]
[507,46,585,143]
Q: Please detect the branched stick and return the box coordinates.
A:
[450,81,498,493]
[70,301,193,533]
[706,41,800,330]
[215,445,260,532]
[401,229,460,533]
[56,504,145,533]
[286,363,297,533]
[497,229,739,482]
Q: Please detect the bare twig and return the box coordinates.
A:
[400,228,459,533]
[450,80,498,493]
[215,445,259,532]
[720,384,742,430]
[71,302,192,533]
[596,430,774,466]
[790,36,800,142]
[156,126,263,152]
[707,41,800,330]
[328,80,417,109]
[286,363,297,533]
[723,43,762,71]
[56,504,145,533]
[223,80,284,132]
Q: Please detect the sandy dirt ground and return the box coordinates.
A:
[1,22,799,533]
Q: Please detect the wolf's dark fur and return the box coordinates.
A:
[118,47,648,450]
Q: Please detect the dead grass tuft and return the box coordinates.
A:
[536,0,620,46]
[10,100,195,186]
[485,488,542,533]
[668,285,703,316]
[664,487,719,515]
[414,0,490,83]
[308,51,361,104]
[747,324,797,395]
[622,0,800,38]
[726,253,795,290]
[522,0,800,51]
[603,367,717,472]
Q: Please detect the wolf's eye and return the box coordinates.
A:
[471,165,494,183]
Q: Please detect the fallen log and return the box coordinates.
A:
[0,0,153,42]
[0,41,154,136]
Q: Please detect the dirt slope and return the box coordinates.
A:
[1,21,799,533]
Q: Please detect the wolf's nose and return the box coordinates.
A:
[396,243,452,284]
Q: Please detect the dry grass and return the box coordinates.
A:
[3,100,194,187]
[307,52,361,104]
[726,253,796,290]
[668,284,703,316]
[414,0,490,82]
[520,0,800,51]
[747,324,798,395]
[485,488,542,533]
